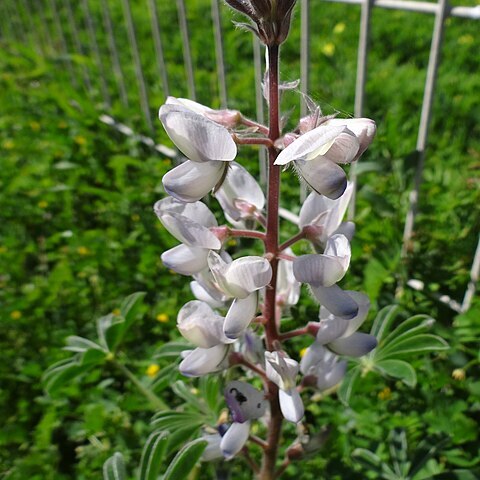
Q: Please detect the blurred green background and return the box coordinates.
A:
[0,0,479,478]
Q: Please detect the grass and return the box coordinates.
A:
[0,0,479,478]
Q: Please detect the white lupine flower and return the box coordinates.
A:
[300,343,347,392]
[316,291,377,357]
[277,249,300,307]
[177,301,233,348]
[165,96,213,115]
[161,244,210,276]
[191,266,230,308]
[214,162,265,223]
[265,351,304,423]
[224,293,259,339]
[159,104,237,202]
[179,343,231,377]
[274,118,375,199]
[220,421,251,460]
[208,251,272,299]
[190,280,227,308]
[299,182,354,245]
[293,234,351,287]
[154,197,221,250]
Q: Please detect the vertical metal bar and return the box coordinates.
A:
[300,0,310,118]
[253,37,267,185]
[176,0,196,100]
[348,0,374,219]
[147,0,170,99]
[9,1,29,45]
[18,0,43,54]
[461,235,480,312]
[100,0,129,108]
[401,0,449,259]
[211,0,228,108]
[121,0,154,133]
[82,0,111,108]
[2,1,21,44]
[65,0,93,93]
[49,0,78,88]
[38,0,54,52]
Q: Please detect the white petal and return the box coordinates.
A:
[162,160,226,203]
[190,281,226,308]
[328,332,377,357]
[274,124,348,165]
[225,381,267,423]
[279,388,304,423]
[154,197,217,228]
[295,158,347,200]
[277,254,301,306]
[207,251,232,295]
[201,433,223,461]
[316,360,347,391]
[224,293,258,339]
[333,221,355,242]
[293,253,348,287]
[315,319,349,345]
[265,351,299,390]
[161,244,209,275]
[214,162,265,221]
[179,344,230,377]
[310,284,359,319]
[325,117,376,161]
[160,212,221,249]
[177,301,228,348]
[323,130,359,164]
[165,96,213,115]
[300,342,328,375]
[159,104,236,162]
[220,421,250,460]
[224,256,272,299]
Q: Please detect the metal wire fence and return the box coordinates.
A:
[0,0,478,312]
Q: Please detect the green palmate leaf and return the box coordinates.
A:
[154,341,192,359]
[379,319,436,353]
[43,358,91,395]
[150,364,179,393]
[352,448,382,470]
[103,452,127,480]
[163,438,207,480]
[172,381,206,412]
[151,411,205,431]
[382,314,434,345]
[370,305,402,343]
[375,359,417,387]
[97,314,123,352]
[200,375,222,414]
[376,334,449,361]
[338,365,361,405]
[432,469,480,479]
[166,425,202,456]
[409,436,450,478]
[388,429,409,477]
[64,335,106,353]
[120,291,146,331]
[79,348,108,367]
[139,430,169,480]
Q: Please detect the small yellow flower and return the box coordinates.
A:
[2,140,15,150]
[77,246,89,256]
[333,22,345,34]
[38,200,48,209]
[112,308,121,316]
[452,368,466,381]
[58,121,68,129]
[156,313,169,323]
[10,310,22,320]
[162,159,170,165]
[131,213,140,222]
[74,135,87,146]
[146,364,160,377]
[168,269,176,275]
[30,121,41,132]
[322,43,335,57]
[227,239,237,247]
[0,246,8,254]
[378,387,391,400]
[299,347,308,358]
[458,34,473,45]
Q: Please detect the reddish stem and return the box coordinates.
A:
[229,228,267,242]
[279,326,310,341]
[259,43,284,480]
[233,134,273,147]
[279,230,306,252]
[242,117,270,135]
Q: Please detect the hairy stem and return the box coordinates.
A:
[259,43,284,480]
